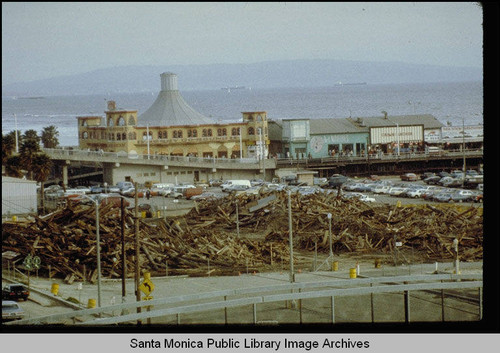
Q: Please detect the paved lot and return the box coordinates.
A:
[4,260,482,326]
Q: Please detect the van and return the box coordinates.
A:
[117,181,134,191]
[220,180,251,191]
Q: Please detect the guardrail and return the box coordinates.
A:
[42,148,275,170]
[277,148,483,165]
[6,273,482,326]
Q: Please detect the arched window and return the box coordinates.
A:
[82,132,88,139]
[192,129,197,138]
[117,133,121,141]
[173,131,178,139]
[108,117,114,127]
[248,127,255,135]
[81,120,87,127]
[207,129,212,137]
[122,133,126,140]
[143,132,148,140]
[187,130,192,138]
[128,116,135,126]
[232,128,239,136]
[176,130,183,138]
[117,116,125,126]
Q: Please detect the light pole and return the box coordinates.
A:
[288,190,294,283]
[462,118,466,187]
[327,213,333,261]
[81,194,107,307]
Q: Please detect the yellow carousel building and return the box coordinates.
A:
[77,72,269,160]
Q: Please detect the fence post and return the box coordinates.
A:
[404,290,410,323]
[331,296,335,324]
[370,283,375,323]
[441,280,445,322]
[479,287,483,320]
[224,296,228,324]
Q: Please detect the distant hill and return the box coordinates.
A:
[2,59,482,97]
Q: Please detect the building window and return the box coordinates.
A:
[192,129,197,137]
[173,130,182,138]
[217,128,227,136]
[159,130,167,139]
[122,133,126,140]
[117,116,125,126]
[142,132,148,140]
[81,120,87,127]
[82,131,88,139]
[117,133,121,141]
[128,116,135,125]
[248,127,255,135]
[231,128,240,136]
[108,117,114,127]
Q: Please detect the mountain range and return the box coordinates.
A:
[2,59,482,97]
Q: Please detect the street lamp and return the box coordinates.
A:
[80,193,128,307]
[383,111,400,157]
[80,194,106,307]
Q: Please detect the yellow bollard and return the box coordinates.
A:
[50,283,59,295]
[12,215,18,221]
[349,268,357,279]
[332,261,339,271]
[375,259,381,268]
[141,211,146,218]
[87,298,96,308]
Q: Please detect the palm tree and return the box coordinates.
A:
[19,138,41,180]
[31,153,53,214]
[5,155,24,178]
[23,129,41,143]
[2,132,16,164]
[41,125,60,149]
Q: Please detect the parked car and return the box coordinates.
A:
[420,172,436,180]
[406,188,427,198]
[449,193,472,203]
[400,173,418,181]
[90,185,104,194]
[424,176,441,185]
[388,187,408,196]
[358,194,376,202]
[437,171,451,178]
[328,174,348,188]
[433,192,454,203]
[120,187,136,197]
[2,284,29,301]
[2,300,25,321]
[372,185,391,194]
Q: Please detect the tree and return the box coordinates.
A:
[19,138,41,180]
[5,155,24,178]
[23,129,41,144]
[31,153,53,214]
[2,132,16,164]
[41,125,60,149]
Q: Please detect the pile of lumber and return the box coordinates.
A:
[2,190,483,281]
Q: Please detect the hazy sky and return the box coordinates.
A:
[2,2,483,85]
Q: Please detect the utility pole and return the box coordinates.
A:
[462,118,466,187]
[288,190,294,283]
[134,182,142,324]
[121,198,126,302]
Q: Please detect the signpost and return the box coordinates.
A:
[138,274,155,325]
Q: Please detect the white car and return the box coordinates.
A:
[373,185,391,194]
[359,194,376,202]
[388,187,408,196]
[406,189,427,198]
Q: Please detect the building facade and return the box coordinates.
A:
[77,72,269,160]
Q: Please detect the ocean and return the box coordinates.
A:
[2,81,483,147]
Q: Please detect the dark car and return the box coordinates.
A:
[420,172,436,180]
[2,284,29,301]
[424,176,441,185]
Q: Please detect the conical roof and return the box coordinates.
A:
[137,72,214,127]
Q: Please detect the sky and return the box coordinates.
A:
[2,2,484,86]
